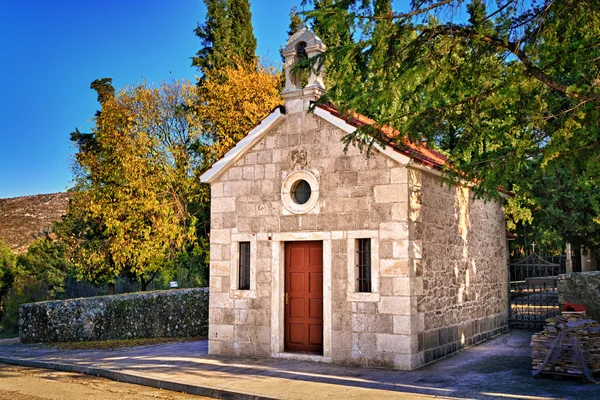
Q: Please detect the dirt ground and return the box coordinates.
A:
[0,363,206,400]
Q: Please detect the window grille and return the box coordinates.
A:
[356,238,371,292]
[239,242,251,290]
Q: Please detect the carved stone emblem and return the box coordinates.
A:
[290,149,308,169]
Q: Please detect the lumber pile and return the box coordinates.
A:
[531,311,600,380]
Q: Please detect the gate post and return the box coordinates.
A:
[566,243,573,274]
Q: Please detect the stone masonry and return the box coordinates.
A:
[204,26,508,370]
[412,172,509,364]
[207,110,508,369]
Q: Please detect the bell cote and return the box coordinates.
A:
[281,24,326,113]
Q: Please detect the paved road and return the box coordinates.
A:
[2,332,600,399]
[0,363,206,400]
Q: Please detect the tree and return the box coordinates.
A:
[16,237,70,298]
[62,79,208,290]
[194,59,283,165]
[305,0,600,249]
[0,240,15,323]
[192,0,257,73]
[303,0,353,48]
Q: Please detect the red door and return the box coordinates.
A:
[285,241,323,354]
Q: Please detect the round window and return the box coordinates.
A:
[292,179,311,205]
[281,170,319,215]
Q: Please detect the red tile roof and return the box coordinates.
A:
[316,103,448,170]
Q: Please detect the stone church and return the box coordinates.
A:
[200,27,509,369]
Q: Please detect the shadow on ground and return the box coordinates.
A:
[1,331,599,399]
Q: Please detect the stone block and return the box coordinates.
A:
[280,216,298,231]
[353,332,377,354]
[378,296,407,314]
[393,240,409,258]
[210,261,229,277]
[257,151,272,164]
[392,277,411,296]
[210,292,233,309]
[379,277,393,296]
[358,170,390,186]
[227,167,242,180]
[380,222,409,240]
[265,164,277,179]
[242,166,254,180]
[261,180,274,195]
[380,259,409,277]
[212,198,236,213]
[245,152,257,165]
[352,314,367,333]
[374,184,408,203]
[209,324,234,342]
[212,182,224,197]
[332,332,352,352]
[376,334,411,353]
[391,203,408,221]
[390,167,408,184]
[369,313,394,334]
[210,276,223,292]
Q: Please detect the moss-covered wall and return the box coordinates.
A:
[19,288,209,343]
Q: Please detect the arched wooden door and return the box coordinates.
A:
[284,241,323,354]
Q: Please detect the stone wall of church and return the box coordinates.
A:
[410,170,509,365]
[208,111,421,368]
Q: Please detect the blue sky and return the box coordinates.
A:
[0,0,300,198]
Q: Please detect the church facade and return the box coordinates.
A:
[200,27,509,369]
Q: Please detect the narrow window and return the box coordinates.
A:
[239,242,251,290]
[356,238,371,292]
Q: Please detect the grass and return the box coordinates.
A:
[46,336,206,351]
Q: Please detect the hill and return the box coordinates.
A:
[0,192,69,254]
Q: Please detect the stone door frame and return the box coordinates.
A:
[271,232,333,362]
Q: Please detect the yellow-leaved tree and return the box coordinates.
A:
[195,59,283,166]
[61,78,209,291]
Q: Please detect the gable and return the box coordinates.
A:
[200,105,428,184]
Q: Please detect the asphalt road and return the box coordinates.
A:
[0,363,207,400]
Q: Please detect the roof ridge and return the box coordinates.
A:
[315,102,447,170]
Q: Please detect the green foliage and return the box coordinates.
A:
[0,237,70,334]
[192,0,257,73]
[158,237,210,288]
[0,240,16,323]
[305,0,600,249]
[16,238,70,298]
[287,5,303,37]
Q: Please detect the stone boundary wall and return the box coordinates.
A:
[558,272,600,321]
[20,288,209,343]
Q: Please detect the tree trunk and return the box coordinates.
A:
[108,282,116,295]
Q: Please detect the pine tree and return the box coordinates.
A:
[307,0,353,48]
[305,0,600,250]
[192,0,256,73]
[287,5,303,37]
[228,0,256,64]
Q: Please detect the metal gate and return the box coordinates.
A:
[509,253,564,329]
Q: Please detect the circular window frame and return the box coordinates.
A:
[281,170,319,215]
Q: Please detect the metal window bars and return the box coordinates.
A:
[239,242,251,290]
[356,238,371,293]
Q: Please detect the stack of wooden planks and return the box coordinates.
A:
[531,311,600,381]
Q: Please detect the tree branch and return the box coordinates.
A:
[427,25,600,104]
